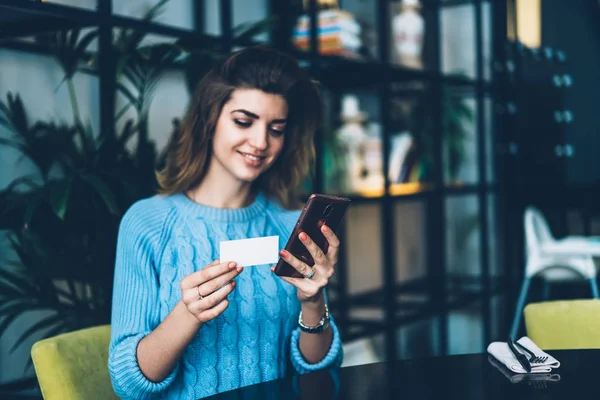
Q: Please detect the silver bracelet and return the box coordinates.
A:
[298,305,330,334]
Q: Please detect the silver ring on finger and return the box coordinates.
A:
[197,285,203,300]
[303,267,316,280]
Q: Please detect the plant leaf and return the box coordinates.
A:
[144,0,169,21]
[0,267,35,296]
[115,103,134,122]
[74,29,98,60]
[0,137,28,155]
[9,312,67,354]
[116,83,139,108]
[20,316,72,374]
[0,298,38,316]
[79,174,120,215]
[0,313,21,339]
[0,303,60,337]
[23,189,44,226]
[48,180,72,220]
[0,283,29,299]
[117,119,136,147]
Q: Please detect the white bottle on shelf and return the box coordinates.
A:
[392,0,425,69]
[337,95,368,192]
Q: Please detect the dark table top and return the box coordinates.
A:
[206,349,600,399]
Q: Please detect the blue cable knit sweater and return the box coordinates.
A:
[108,192,343,399]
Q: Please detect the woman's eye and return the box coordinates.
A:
[234,120,251,128]
[270,128,284,136]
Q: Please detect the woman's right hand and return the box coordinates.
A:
[180,260,243,324]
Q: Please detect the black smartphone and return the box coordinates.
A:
[274,194,351,278]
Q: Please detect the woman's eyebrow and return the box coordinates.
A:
[231,109,259,119]
[231,109,287,123]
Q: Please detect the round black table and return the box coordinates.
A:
[205,349,600,399]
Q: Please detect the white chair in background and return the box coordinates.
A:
[510,206,600,339]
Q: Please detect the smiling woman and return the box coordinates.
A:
[108,45,343,400]
[209,89,287,186]
[156,45,320,210]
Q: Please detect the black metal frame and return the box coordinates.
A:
[0,0,505,361]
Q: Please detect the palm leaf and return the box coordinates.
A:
[117,119,136,147]
[9,312,67,354]
[22,189,44,226]
[1,175,39,192]
[79,174,120,215]
[0,267,36,297]
[0,93,27,136]
[74,29,98,62]
[0,283,29,299]
[122,63,144,90]
[115,103,134,122]
[21,319,71,375]
[0,301,62,336]
[0,314,21,339]
[116,83,139,108]
[0,137,28,154]
[0,298,39,317]
[48,179,72,220]
[53,284,87,308]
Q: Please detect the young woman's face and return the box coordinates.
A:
[210,89,287,184]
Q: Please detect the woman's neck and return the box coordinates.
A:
[186,175,255,210]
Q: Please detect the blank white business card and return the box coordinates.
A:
[219,235,279,267]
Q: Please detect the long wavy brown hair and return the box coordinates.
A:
[156,45,322,209]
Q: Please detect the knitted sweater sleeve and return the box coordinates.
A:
[108,198,178,399]
[289,288,344,374]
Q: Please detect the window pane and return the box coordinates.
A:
[42,0,96,9]
[395,200,428,283]
[440,4,475,79]
[397,318,440,359]
[112,0,194,31]
[202,0,222,35]
[485,96,495,183]
[448,302,484,355]
[445,194,481,277]
[443,86,478,185]
[481,1,492,81]
[345,203,383,295]
[0,38,99,133]
[488,194,504,278]
[232,0,270,42]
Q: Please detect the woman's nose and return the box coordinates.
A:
[248,127,269,150]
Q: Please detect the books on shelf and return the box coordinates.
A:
[292,9,363,57]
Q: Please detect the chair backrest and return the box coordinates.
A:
[524,300,600,350]
[524,206,555,254]
[31,324,118,400]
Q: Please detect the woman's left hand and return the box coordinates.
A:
[270,224,340,303]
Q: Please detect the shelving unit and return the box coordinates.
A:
[0,0,507,363]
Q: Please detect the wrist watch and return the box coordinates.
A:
[298,305,330,334]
